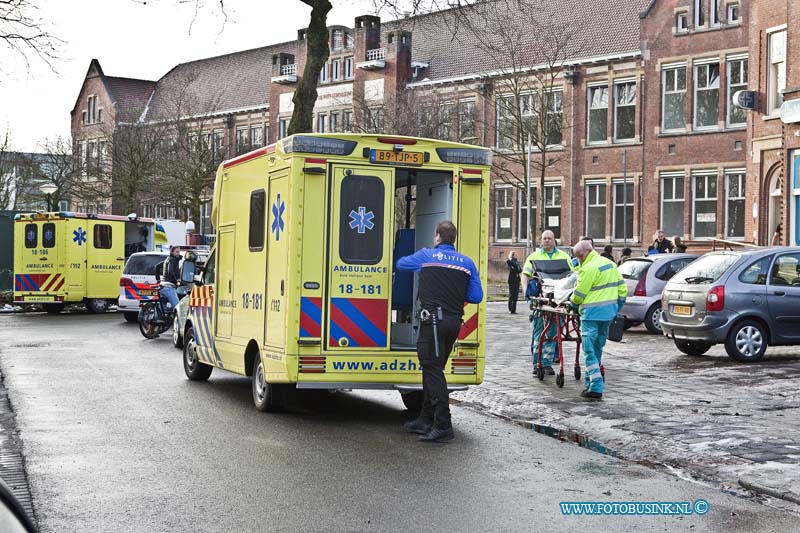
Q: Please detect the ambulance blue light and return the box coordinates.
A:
[282,135,357,156]
[435,148,492,166]
[156,223,165,233]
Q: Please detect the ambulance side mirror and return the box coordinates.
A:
[180,261,196,285]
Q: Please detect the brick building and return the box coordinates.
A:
[69,0,797,270]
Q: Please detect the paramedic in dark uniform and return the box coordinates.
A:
[396,221,484,443]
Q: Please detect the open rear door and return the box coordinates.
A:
[454,168,484,344]
[325,165,394,351]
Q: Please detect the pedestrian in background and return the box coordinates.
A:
[570,240,627,400]
[601,245,615,262]
[618,247,632,265]
[506,251,522,314]
[673,236,687,253]
[652,229,674,253]
[772,223,783,246]
[396,221,483,443]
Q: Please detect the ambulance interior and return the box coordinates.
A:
[390,169,453,350]
[123,222,155,256]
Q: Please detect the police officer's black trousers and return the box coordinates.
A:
[417,316,462,430]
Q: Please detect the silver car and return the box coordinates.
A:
[618,253,698,333]
[661,247,800,362]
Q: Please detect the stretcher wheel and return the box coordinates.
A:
[574,366,581,380]
[556,373,564,388]
[536,366,545,381]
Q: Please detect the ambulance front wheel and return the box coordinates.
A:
[400,391,424,413]
[183,326,212,381]
[252,355,283,412]
[86,299,109,314]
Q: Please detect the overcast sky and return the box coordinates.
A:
[1,0,375,152]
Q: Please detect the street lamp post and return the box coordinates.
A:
[39,183,57,211]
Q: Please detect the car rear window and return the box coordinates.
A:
[618,259,650,280]
[124,254,168,275]
[671,254,740,284]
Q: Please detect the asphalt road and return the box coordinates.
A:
[0,312,799,532]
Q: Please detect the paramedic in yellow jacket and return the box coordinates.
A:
[570,240,627,400]
[521,230,573,375]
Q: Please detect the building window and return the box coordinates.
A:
[346,32,354,49]
[236,127,249,155]
[320,63,328,83]
[212,130,225,158]
[614,81,637,141]
[317,114,327,133]
[694,0,705,27]
[438,103,455,141]
[585,183,607,240]
[727,3,740,23]
[250,125,263,148]
[87,95,98,123]
[613,182,634,240]
[711,0,721,26]
[367,108,383,131]
[727,58,748,127]
[494,187,513,241]
[332,29,344,50]
[587,85,609,144]
[676,12,689,32]
[459,100,476,142]
[545,91,563,146]
[661,174,685,238]
[694,63,720,129]
[662,67,687,131]
[496,96,515,150]
[517,186,536,243]
[330,112,339,133]
[768,30,787,114]
[693,173,718,239]
[81,111,87,125]
[332,59,342,81]
[544,184,562,240]
[249,190,266,250]
[520,93,537,147]
[200,201,213,236]
[345,57,354,79]
[725,172,745,239]
[279,119,288,139]
[343,111,352,133]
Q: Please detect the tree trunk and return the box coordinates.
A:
[288,0,332,135]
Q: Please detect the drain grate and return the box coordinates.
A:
[0,372,36,526]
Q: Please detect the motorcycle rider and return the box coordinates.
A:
[160,246,182,309]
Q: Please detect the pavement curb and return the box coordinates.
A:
[0,368,36,526]
[739,477,800,505]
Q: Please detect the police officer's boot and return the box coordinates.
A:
[418,427,455,443]
[403,417,433,435]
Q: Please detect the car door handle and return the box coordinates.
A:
[774,290,786,296]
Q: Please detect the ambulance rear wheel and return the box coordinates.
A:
[252,355,282,412]
[123,312,138,323]
[86,299,109,314]
[172,316,184,349]
[183,326,212,381]
[45,304,65,314]
[400,391,424,413]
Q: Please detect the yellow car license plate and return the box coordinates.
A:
[673,305,692,316]
[370,149,423,166]
[139,290,157,297]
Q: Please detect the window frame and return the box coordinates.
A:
[248,189,267,251]
[236,126,250,155]
[344,57,354,79]
[767,29,787,115]
[660,174,686,238]
[279,118,288,139]
[319,62,329,83]
[724,171,746,240]
[692,173,719,240]
[332,58,342,81]
[494,186,514,242]
[693,62,721,130]
[24,223,37,249]
[662,67,687,132]
[338,175,385,265]
[495,95,515,151]
[42,222,56,249]
[458,99,476,142]
[587,84,609,145]
[614,81,637,142]
[250,124,264,148]
[612,181,634,241]
[585,182,607,240]
[727,3,740,23]
[517,185,536,243]
[711,0,721,26]
[694,0,705,28]
[544,184,562,240]
[93,224,113,249]
[317,113,327,134]
[726,58,748,127]
[676,12,689,32]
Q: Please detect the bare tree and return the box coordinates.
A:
[0,0,60,73]
[0,130,18,209]
[38,136,74,210]
[456,0,584,248]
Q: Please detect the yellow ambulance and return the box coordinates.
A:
[181,133,490,412]
[13,212,168,313]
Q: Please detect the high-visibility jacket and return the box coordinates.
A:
[570,250,627,321]
[522,247,574,280]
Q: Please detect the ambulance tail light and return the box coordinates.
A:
[299,356,326,373]
[54,296,64,302]
[377,137,417,145]
[451,354,477,375]
[282,136,357,156]
[14,296,23,302]
[436,147,492,166]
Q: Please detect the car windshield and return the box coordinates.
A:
[618,259,650,280]
[123,254,168,275]
[671,253,740,284]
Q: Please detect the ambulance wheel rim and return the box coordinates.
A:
[185,337,198,370]
[254,361,267,403]
[172,316,180,345]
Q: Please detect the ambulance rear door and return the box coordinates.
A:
[14,218,62,301]
[86,220,125,298]
[325,165,394,351]
[453,168,485,345]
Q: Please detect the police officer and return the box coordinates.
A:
[520,230,573,375]
[570,240,627,400]
[396,221,483,443]
[160,245,182,309]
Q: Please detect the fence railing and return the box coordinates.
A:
[280,64,297,76]
[365,48,386,61]
[710,238,760,251]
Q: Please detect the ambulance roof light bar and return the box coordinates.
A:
[282,135,357,156]
[436,147,493,166]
